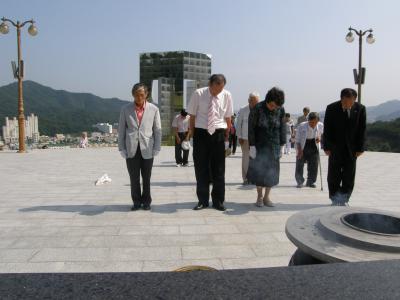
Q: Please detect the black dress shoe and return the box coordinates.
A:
[306,183,317,188]
[143,204,151,210]
[131,204,141,211]
[212,204,226,211]
[193,203,209,210]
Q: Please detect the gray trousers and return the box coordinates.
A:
[240,140,249,182]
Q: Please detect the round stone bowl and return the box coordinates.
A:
[285,207,400,264]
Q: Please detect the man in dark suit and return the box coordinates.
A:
[323,88,366,206]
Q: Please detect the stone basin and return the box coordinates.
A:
[285,207,400,264]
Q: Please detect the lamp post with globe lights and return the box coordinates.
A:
[345,27,375,104]
[0,17,38,152]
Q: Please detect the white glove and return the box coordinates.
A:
[225,141,229,150]
[249,146,256,159]
[119,150,127,159]
[153,150,160,157]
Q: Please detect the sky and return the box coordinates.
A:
[1,0,399,113]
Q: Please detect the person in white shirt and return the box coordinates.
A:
[79,132,88,148]
[236,92,260,184]
[187,74,234,211]
[282,113,294,155]
[295,112,324,188]
[172,109,191,167]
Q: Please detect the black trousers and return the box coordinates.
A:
[327,150,357,200]
[175,132,189,165]
[126,146,154,206]
[193,128,226,206]
[295,139,319,185]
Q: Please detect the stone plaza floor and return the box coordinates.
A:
[0,147,399,273]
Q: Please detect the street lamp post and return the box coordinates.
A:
[345,27,375,104]
[0,17,38,153]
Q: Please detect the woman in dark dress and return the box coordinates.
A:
[248,87,286,207]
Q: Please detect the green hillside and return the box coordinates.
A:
[0,81,130,136]
[366,118,400,153]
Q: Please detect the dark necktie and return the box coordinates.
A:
[343,109,350,119]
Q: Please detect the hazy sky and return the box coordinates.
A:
[1,0,399,113]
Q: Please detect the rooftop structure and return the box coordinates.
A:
[140,51,211,142]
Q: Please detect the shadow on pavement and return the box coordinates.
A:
[222,202,327,216]
[128,182,287,187]
[19,202,327,216]
[19,204,131,216]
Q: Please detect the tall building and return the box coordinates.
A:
[140,51,212,141]
[2,113,39,144]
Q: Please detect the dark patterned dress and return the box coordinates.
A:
[247,101,286,187]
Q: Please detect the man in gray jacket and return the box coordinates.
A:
[118,83,162,211]
[296,107,310,127]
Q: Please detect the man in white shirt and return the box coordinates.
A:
[172,109,191,167]
[295,112,324,188]
[187,74,234,211]
[236,92,260,184]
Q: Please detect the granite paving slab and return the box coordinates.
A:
[0,147,399,272]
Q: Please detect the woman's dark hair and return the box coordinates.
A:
[180,109,188,117]
[132,83,149,95]
[285,113,291,118]
[340,88,357,99]
[209,74,226,85]
[265,87,285,106]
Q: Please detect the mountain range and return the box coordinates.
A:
[366,100,400,122]
[316,100,400,123]
[0,81,130,136]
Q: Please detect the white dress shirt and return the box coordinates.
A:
[306,124,318,139]
[187,87,233,129]
[172,115,190,132]
[295,121,324,150]
[236,105,250,140]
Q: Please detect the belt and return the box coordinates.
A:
[195,128,226,132]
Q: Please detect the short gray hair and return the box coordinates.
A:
[308,112,319,121]
[131,83,149,95]
[248,92,260,99]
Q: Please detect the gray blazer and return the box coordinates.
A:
[118,102,162,159]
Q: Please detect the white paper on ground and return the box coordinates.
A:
[95,173,112,186]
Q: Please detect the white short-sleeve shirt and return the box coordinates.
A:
[187,87,233,129]
[171,114,190,133]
